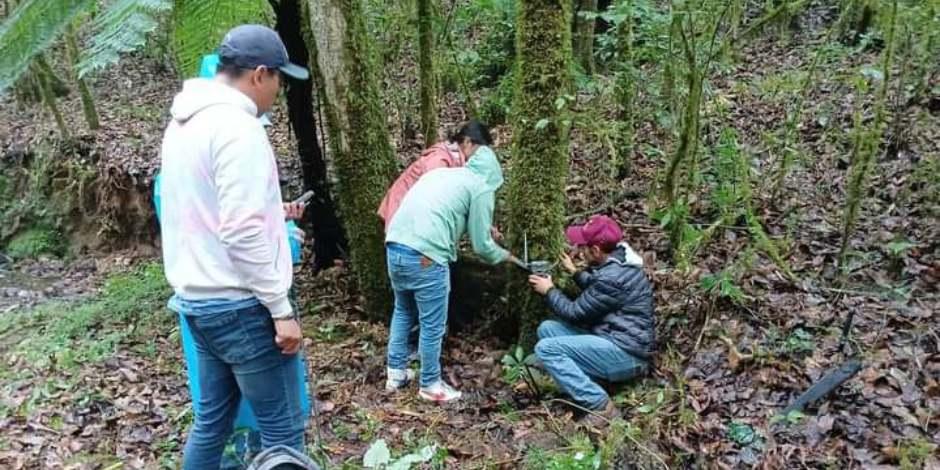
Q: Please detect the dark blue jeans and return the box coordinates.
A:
[535,320,648,410]
[182,305,305,470]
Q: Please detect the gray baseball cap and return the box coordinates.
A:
[218,24,309,80]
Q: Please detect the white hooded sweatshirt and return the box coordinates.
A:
[159,78,292,318]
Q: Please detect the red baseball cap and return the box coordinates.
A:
[565,215,623,247]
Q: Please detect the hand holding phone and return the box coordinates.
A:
[284,191,313,220]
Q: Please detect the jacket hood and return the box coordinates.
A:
[169,78,258,123]
[608,242,644,267]
[464,146,503,193]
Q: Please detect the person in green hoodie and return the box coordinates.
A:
[384,145,518,402]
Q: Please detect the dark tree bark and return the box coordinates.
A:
[308,0,398,319]
[273,0,348,271]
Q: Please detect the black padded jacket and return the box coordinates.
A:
[545,244,656,359]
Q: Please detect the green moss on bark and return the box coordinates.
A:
[418,0,438,147]
[309,0,397,319]
[573,0,597,75]
[507,0,573,348]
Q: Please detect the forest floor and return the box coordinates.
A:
[1,5,939,470]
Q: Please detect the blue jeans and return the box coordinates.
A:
[386,243,450,387]
[535,320,648,410]
[182,304,305,470]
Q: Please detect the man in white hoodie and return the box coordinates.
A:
[158,25,310,469]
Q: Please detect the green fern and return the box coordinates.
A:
[77,0,173,78]
[171,0,273,78]
[0,0,96,92]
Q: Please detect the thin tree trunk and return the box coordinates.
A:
[838,0,898,268]
[613,0,634,179]
[274,0,348,271]
[418,0,439,147]
[65,25,100,131]
[573,0,597,75]
[508,0,573,348]
[308,0,397,319]
[34,56,69,139]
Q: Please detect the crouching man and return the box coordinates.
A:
[527,215,655,425]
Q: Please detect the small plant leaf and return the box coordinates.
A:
[728,421,756,445]
[535,118,550,130]
[363,439,392,468]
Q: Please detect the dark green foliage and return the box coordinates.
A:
[171,0,272,77]
[0,0,95,92]
[5,226,64,259]
[478,68,515,125]
[451,0,515,88]
[309,0,397,319]
[442,0,515,118]
[506,0,573,348]
[76,0,172,78]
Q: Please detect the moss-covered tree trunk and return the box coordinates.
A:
[838,0,898,268]
[65,25,99,131]
[573,0,597,75]
[613,0,633,179]
[34,56,69,139]
[508,0,573,348]
[308,0,397,319]
[418,0,438,147]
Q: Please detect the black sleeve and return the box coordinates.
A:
[545,279,620,325]
[574,271,593,290]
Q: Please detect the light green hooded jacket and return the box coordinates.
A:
[385,146,509,265]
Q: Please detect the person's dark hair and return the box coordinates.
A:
[448,120,493,146]
[216,57,278,79]
[593,240,620,254]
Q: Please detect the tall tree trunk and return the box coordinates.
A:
[508,0,573,348]
[274,0,348,271]
[613,0,634,179]
[65,25,100,131]
[34,56,69,139]
[573,0,597,75]
[418,0,438,147]
[308,0,397,319]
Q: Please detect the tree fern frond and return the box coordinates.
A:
[76,0,173,78]
[171,0,273,78]
[0,0,96,92]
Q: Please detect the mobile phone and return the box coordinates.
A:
[292,190,315,205]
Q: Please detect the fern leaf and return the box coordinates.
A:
[76,0,173,78]
[171,0,273,78]
[0,0,96,92]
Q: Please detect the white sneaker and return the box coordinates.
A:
[385,368,416,391]
[418,380,462,403]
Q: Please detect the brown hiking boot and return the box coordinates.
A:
[581,400,620,430]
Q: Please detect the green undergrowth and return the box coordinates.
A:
[0,145,98,260]
[4,226,65,259]
[0,262,172,384]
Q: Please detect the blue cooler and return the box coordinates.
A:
[154,53,310,465]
